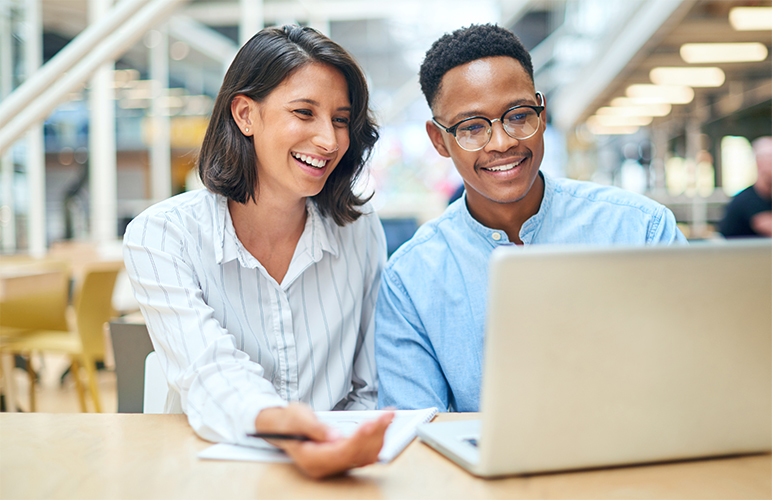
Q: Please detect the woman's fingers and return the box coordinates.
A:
[282,411,395,479]
[254,403,329,442]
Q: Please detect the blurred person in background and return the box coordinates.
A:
[719,136,772,238]
[123,25,391,479]
[375,24,686,413]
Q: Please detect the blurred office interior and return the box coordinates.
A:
[0,0,771,413]
[1,0,771,255]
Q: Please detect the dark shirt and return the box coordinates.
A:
[719,185,772,238]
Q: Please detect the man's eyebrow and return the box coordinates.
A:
[448,98,537,123]
[289,98,351,112]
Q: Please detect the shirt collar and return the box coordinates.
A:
[216,195,339,268]
[519,170,551,244]
[458,170,551,246]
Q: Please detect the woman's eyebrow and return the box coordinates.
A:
[289,98,351,112]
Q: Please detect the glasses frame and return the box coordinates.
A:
[432,91,545,152]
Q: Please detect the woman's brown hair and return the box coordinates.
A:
[198,25,378,225]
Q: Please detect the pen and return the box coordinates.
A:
[249,432,312,441]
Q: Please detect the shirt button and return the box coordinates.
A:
[492,232,502,241]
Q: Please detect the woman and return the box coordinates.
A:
[123,25,392,478]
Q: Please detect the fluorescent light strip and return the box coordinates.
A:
[598,103,671,117]
[650,67,725,87]
[626,84,694,104]
[586,123,640,135]
[680,43,768,63]
[587,115,653,128]
[729,7,772,31]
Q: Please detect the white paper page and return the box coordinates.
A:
[197,408,437,464]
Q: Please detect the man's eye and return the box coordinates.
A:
[460,123,485,134]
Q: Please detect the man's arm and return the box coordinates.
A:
[649,205,688,243]
[375,268,451,411]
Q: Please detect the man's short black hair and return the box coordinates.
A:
[419,24,534,110]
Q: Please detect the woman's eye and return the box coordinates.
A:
[294,109,313,117]
[333,117,350,127]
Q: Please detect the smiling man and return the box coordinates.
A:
[375,24,687,412]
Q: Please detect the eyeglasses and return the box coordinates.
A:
[432,92,545,152]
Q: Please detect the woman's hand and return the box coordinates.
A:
[255,403,394,479]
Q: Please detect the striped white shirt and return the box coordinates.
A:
[123,189,385,444]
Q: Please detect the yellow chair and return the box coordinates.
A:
[0,259,71,410]
[0,262,121,412]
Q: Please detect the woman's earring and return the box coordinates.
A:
[245,128,250,133]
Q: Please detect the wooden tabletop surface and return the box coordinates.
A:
[1,412,769,500]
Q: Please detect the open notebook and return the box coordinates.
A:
[198,408,438,464]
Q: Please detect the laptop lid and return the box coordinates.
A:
[475,240,772,477]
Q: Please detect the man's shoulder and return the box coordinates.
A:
[384,202,465,271]
[549,176,665,215]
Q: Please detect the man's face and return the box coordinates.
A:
[755,139,772,191]
[426,56,545,216]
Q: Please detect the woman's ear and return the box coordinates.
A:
[231,95,255,136]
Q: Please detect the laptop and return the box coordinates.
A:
[417,240,772,477]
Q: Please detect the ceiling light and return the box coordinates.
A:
[603,102,672,116]
[625,84,694,104]
[680,43,768,63]
[650,67,725,87]
[587,115,653,128]
[586,123,640,136]
[729,7,772,31]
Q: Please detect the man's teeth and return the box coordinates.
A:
[292,152,327,168]
[485,158,525,172]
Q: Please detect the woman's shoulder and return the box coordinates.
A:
[314,200,386,251]
[124,189,221,240]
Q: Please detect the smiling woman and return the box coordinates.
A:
[122,25,392,479]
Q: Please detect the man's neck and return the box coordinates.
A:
[465,173,545,245]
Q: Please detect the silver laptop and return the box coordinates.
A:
[417,240,772,477]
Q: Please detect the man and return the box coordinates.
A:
[375,24,686,412]
[719,136,772,238]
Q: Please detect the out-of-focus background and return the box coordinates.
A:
[2,0,771,254]
[0,0,770,413]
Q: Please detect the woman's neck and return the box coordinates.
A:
[228,193,308,283]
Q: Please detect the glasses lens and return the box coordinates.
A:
[503,107,540,139]
[454,118,491,151]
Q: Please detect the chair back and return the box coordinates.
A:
[143,351,169,413]
[0,259,70,332]
[74,265,120,358]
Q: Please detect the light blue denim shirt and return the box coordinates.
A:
[375,172,686,412]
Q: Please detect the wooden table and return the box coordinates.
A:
[0,267,63,303]
[1,413,769,500]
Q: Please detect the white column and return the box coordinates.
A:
[89,0,118,244]
[239,0,263,45]
[1,3,16,251]
[148,26,171,203]
[25,0,45,256]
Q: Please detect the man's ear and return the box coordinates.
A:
[231,95,255,136]
[538,91,547,134]
[426,120,451,158]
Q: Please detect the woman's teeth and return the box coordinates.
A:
[292,152,327,168]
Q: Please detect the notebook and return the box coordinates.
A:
[199,407,438,463]
[417,240,772,477]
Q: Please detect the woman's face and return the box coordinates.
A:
[249,62,351,203]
